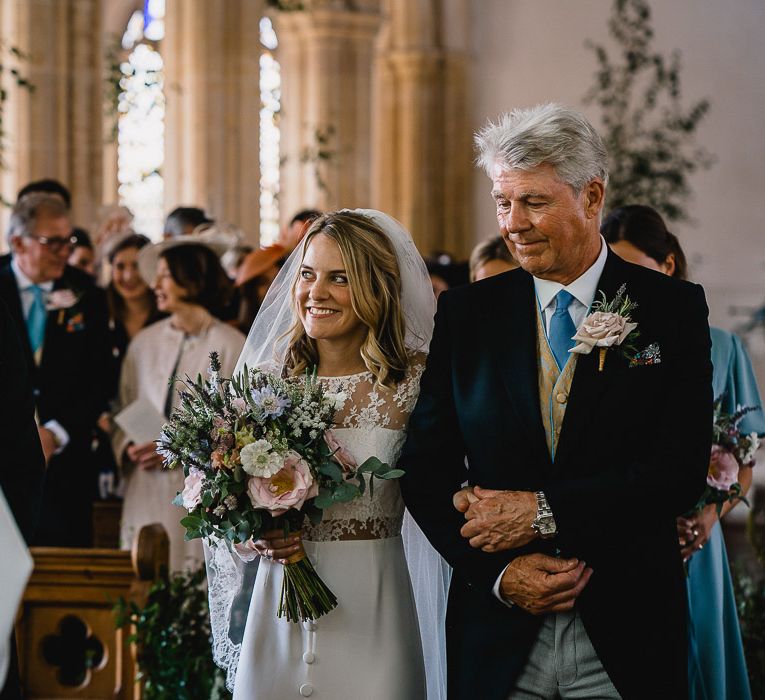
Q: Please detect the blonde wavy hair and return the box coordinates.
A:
[283,211,409,389]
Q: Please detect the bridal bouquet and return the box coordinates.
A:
[688,397,760,515]
[157,352,403,622]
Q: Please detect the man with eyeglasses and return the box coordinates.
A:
[0,192,111,547]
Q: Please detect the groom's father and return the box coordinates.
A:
[401,104,712,699]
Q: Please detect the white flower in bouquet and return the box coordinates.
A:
[742,432,761,466]
[240,439,284,478]
[325,390,348,411]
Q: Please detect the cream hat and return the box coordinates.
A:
[137,231,232,285]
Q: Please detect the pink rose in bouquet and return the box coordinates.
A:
[324,429,358,474]
[181,467,205,510]
[707,445,739,491]
[247,450,319,515]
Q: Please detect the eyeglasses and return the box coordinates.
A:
[27,234,78,253]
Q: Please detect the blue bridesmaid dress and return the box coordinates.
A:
[687,327,765,700]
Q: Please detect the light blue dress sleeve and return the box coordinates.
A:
[710,327,765,436]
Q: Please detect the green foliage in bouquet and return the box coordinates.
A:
[158,352,405,622]
[584,0,713,222]
[113,567,230,700]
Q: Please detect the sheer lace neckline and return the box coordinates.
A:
[316,370,371,380]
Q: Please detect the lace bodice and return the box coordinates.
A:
[302,365,424,541]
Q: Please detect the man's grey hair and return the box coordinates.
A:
[7,192,69,245]
[475,103,609,191]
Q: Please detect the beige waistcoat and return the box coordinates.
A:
[536,304,578,460]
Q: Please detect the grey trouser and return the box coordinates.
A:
[508,611,622,699]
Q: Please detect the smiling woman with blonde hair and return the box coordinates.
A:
[207,210,450,700]
[283,212,410,389]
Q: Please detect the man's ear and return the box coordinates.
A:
[662,253,676,277]
[9,235,25,255]
[583,180,606,219]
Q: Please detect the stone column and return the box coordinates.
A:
[0,0,104,232]
[163,0,264,243]
[373,0,472,256]
[276,2,383,221]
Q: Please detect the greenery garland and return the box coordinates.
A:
[114,567,230,700]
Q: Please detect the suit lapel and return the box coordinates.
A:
[553,251,628,471]
[0,257,35,367]
[495,271,552,473]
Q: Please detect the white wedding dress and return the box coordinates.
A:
[218,366,443,700]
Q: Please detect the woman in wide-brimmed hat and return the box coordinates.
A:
[112,233,246,572]
[233,244,285,333]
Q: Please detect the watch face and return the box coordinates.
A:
[535,517,556,536]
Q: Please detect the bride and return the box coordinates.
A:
[206,210,450,699]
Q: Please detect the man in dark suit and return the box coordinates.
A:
[0,192,111,547]
[0,298,44,700]
[401,104,712,699]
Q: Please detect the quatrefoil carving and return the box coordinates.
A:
[41,615,105,687]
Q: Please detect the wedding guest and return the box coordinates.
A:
[93,234,164,496]
[105,233,163,369]
[426,260,451,300]
[112,236,245,571]
[603,203,761,700]
[469,235,518,282]
[234,245,284,333]
[222,244,254,281]
[0,299,43,700]
[67,228,96,277]
[17,179,71,210]
[278,209,322,255]
[163,206,213,239]
[0,193,111,546]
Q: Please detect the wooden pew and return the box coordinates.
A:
[15,523,168,699]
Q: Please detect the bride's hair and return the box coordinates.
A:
[283,211,409,389]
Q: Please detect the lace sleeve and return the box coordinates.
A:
[205,538,259,692]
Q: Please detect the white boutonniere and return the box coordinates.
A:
[570,284,639,372]
[46,289,81,311]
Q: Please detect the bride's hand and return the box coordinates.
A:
[252,529,303,564]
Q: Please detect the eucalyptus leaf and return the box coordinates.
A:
[376,468,405,480]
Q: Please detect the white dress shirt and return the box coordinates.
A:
[533,236,608,335]
[492,237,608,604]
[10,257,68,452]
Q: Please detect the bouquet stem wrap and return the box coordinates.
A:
[278,533,338,622]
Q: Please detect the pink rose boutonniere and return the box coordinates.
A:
[570,284,640,371]
[47,288,84,328]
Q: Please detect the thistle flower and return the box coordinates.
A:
[251,386,291,419]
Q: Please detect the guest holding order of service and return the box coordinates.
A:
[112,234,245,572]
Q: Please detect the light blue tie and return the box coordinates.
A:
[548,290,577,371]
[26,284,47,353]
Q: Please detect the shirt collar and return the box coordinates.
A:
[533,235,608,312]
[10,257,55,293]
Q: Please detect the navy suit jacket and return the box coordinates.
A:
[400,251,712,699]
[0,254,111,545]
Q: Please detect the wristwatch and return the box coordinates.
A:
[531,491,557,539]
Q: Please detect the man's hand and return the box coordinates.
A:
[37,426,58,464]
[126,441,164,471]
[500,553,593,614]
[460,487,537,551]
[452,486,479,513]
